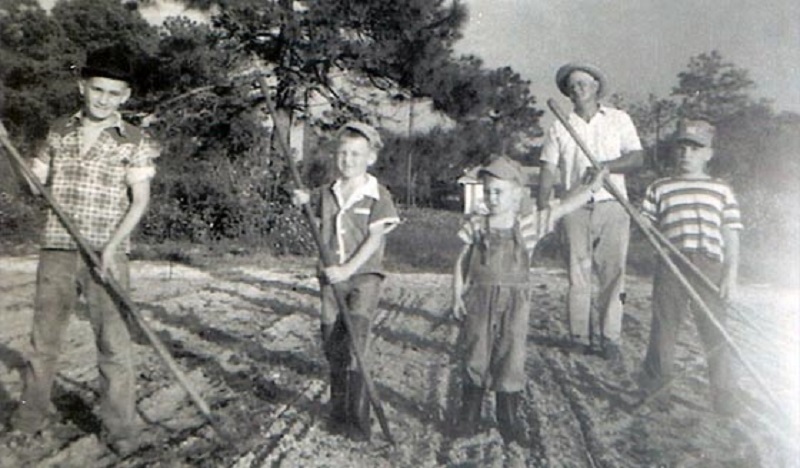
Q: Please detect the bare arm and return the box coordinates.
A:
[537,161,558,210]
[451,244,470,321]
[604,149,644,174]
[720,226,740,300]
[100,179,151,278]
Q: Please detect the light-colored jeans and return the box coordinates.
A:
[642,254,732,398]
[561,201,630,345]
[16,249,136,438]
[461,285,530,392]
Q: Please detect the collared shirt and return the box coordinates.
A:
[319,174,399,276]
[33,111,160,251]
[642,176,743,263]
[540,105,642,202]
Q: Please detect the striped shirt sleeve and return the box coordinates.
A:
[721,186,743,230]
[641,183,658,223]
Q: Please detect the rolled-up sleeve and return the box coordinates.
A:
[125,135,160,186]
[368,187,400,233]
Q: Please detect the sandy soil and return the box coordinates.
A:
[0,255,798,467]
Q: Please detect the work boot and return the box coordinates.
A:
[328,368,348,430]
[346,371,371,441]
[496,392,527,446]
[453,381,483,438]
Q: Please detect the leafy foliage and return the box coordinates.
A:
[619,50,800,283]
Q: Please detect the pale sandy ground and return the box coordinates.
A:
[0,255,798,467]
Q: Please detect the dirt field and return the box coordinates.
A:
[0,254,798,467]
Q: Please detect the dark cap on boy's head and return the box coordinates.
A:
[81,44,133,83]
[337,121,384,150]
[675,119,715,147]
[478,155,526,185]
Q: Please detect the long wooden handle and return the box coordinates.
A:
[257,75,395,444]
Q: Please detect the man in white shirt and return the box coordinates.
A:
[537,63,643,362]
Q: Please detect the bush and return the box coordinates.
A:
[384,206,464,273]
[0,191,44,249]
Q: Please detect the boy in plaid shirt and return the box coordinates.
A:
[11,44,159,455]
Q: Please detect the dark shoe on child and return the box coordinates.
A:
[327,368,348,433]
[564,341,591,356]
[496,392,528,446]
[346,371,371,441]
[109,437,139,457]
[452,382,483,438]
[601,342,622,363]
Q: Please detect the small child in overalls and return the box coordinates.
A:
[451,155,606,444]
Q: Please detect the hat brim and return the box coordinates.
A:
[674,134,709,147]
[556,63,607,99]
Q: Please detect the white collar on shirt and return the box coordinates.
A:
[332,173,381,209]
[569,105,610,123]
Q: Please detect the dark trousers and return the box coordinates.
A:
[320,274,382,369]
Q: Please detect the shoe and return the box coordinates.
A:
[109,437,139,457]
[328,368,348,426]
[453,382,483,438]
[346,371,371,441]
[564,341,590,355]
[496,392,527,446]
[601,342,622,363]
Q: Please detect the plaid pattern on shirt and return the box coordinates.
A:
[36,112,159,252]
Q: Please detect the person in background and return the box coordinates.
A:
[537,63,643,361]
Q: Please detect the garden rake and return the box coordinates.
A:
[0,121,234,446]
[547,99,782,413]
[256,74,395,445]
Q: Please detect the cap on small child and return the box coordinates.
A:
[337,121,384,150]
[477,155,526,186]
[674,119,715,147]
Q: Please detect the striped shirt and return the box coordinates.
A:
[642,177,743,262]
[458,209,542,254]
[33,112,160,252]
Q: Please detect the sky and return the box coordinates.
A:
[454,0,800,119]
[36,0,800,126]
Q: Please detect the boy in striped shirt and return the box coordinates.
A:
[639,119,743,415]
[451,155,606,444]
